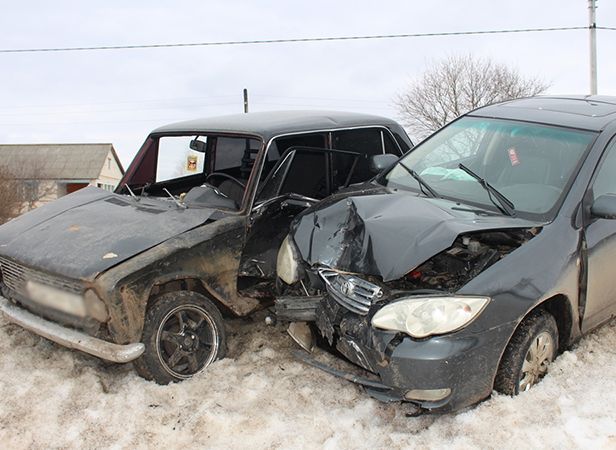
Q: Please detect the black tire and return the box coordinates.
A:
[133,291,227,384]
[494,310,558,395]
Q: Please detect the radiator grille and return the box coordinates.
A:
[319,269,383,315]
[0,257,83,296]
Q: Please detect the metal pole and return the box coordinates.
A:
[243,88,249,113]
[588,0,598,95]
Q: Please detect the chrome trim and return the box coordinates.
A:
[319,269,383,315]
[0,296,144,363]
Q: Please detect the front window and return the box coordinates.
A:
[381,117,596,219]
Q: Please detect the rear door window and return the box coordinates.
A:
[332,128,400,183]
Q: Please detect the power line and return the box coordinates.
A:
[0,26,590,54]
[0,95,390,116]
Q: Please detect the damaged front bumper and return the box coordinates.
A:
[0,296,144,363]
[306,295,514,413]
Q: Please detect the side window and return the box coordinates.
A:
[332,128,390,184]
[383,131,403,156]
[275,133,326,152]
[593,139,616,200]
[257,149,328,201]
[332,128,383,155]
[279,151,328,199]
[214,137,261,180]
[256,133,327,198]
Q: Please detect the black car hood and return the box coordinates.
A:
[290,191,543,282]
[0,187,217,280]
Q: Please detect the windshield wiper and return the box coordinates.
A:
[397,161,440,198]
[163,188,187,209]
[124,183,140,202]
[458,163,515,216]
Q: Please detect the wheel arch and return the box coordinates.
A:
[491,293,574,390]
[147,276,235,317]
[538,294,574,352]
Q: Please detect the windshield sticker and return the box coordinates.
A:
[186,155,198,172]
[507,147,520,166]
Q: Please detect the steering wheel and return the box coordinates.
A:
[205,172,245,189]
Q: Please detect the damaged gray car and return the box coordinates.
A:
[0,110,411,383]
[278,96,616,413]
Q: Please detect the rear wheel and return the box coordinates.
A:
[494,310,558,395]
[134,291,226,384]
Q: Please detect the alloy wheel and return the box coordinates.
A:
[155,304,219,379]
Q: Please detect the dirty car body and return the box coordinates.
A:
[0,110,412,383]
[280,96,616,412]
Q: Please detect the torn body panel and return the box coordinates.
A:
[291,191,543,282]
[95,215,258,343]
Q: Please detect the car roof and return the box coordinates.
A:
[469,95,616,132]
[151,110,402,142]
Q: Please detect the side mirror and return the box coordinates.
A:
[369,154,398,174]
[190,138,207,153]
[591,194,616,219]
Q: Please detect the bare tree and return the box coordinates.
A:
[395,55,550,139]
[0,166,25,224]
[0,159,56,224]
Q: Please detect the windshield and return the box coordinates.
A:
[120,134,262,211]
[381,117,596,219]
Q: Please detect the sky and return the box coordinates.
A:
[1,0,615,168]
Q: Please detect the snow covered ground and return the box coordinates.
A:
[0,311,615,450]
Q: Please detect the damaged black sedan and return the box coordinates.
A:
[279,96,616,413]
[0,110,411,384]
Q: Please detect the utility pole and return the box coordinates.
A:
[588,0,598,95]
[243,88,249,113]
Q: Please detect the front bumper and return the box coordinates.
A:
[312,296,515,413]
[0,296,144,363]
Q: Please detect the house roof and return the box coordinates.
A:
[0,143,124,180]
[151,110,404,142]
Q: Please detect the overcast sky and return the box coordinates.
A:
[1,0,615,167]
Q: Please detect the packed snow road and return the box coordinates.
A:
[0,312,615,449]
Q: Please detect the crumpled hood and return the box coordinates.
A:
[290,192,543,282]
[0,187,216,280]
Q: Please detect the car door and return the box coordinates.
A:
[237,147,360,297]
[583,136,616,332]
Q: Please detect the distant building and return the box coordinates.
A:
[0,143,124,211]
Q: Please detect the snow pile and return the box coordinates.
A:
[0,312,615,449]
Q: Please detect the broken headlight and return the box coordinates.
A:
[371,296,489,338]
[277,235,300,285]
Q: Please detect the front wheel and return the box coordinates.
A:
[494,310,558,395]
[134,291,227,384]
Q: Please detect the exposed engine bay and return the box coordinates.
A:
[386,228,541,292]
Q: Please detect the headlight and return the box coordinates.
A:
[26,281,87,317]
[371,296,490,338]
[277,235,300,285]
